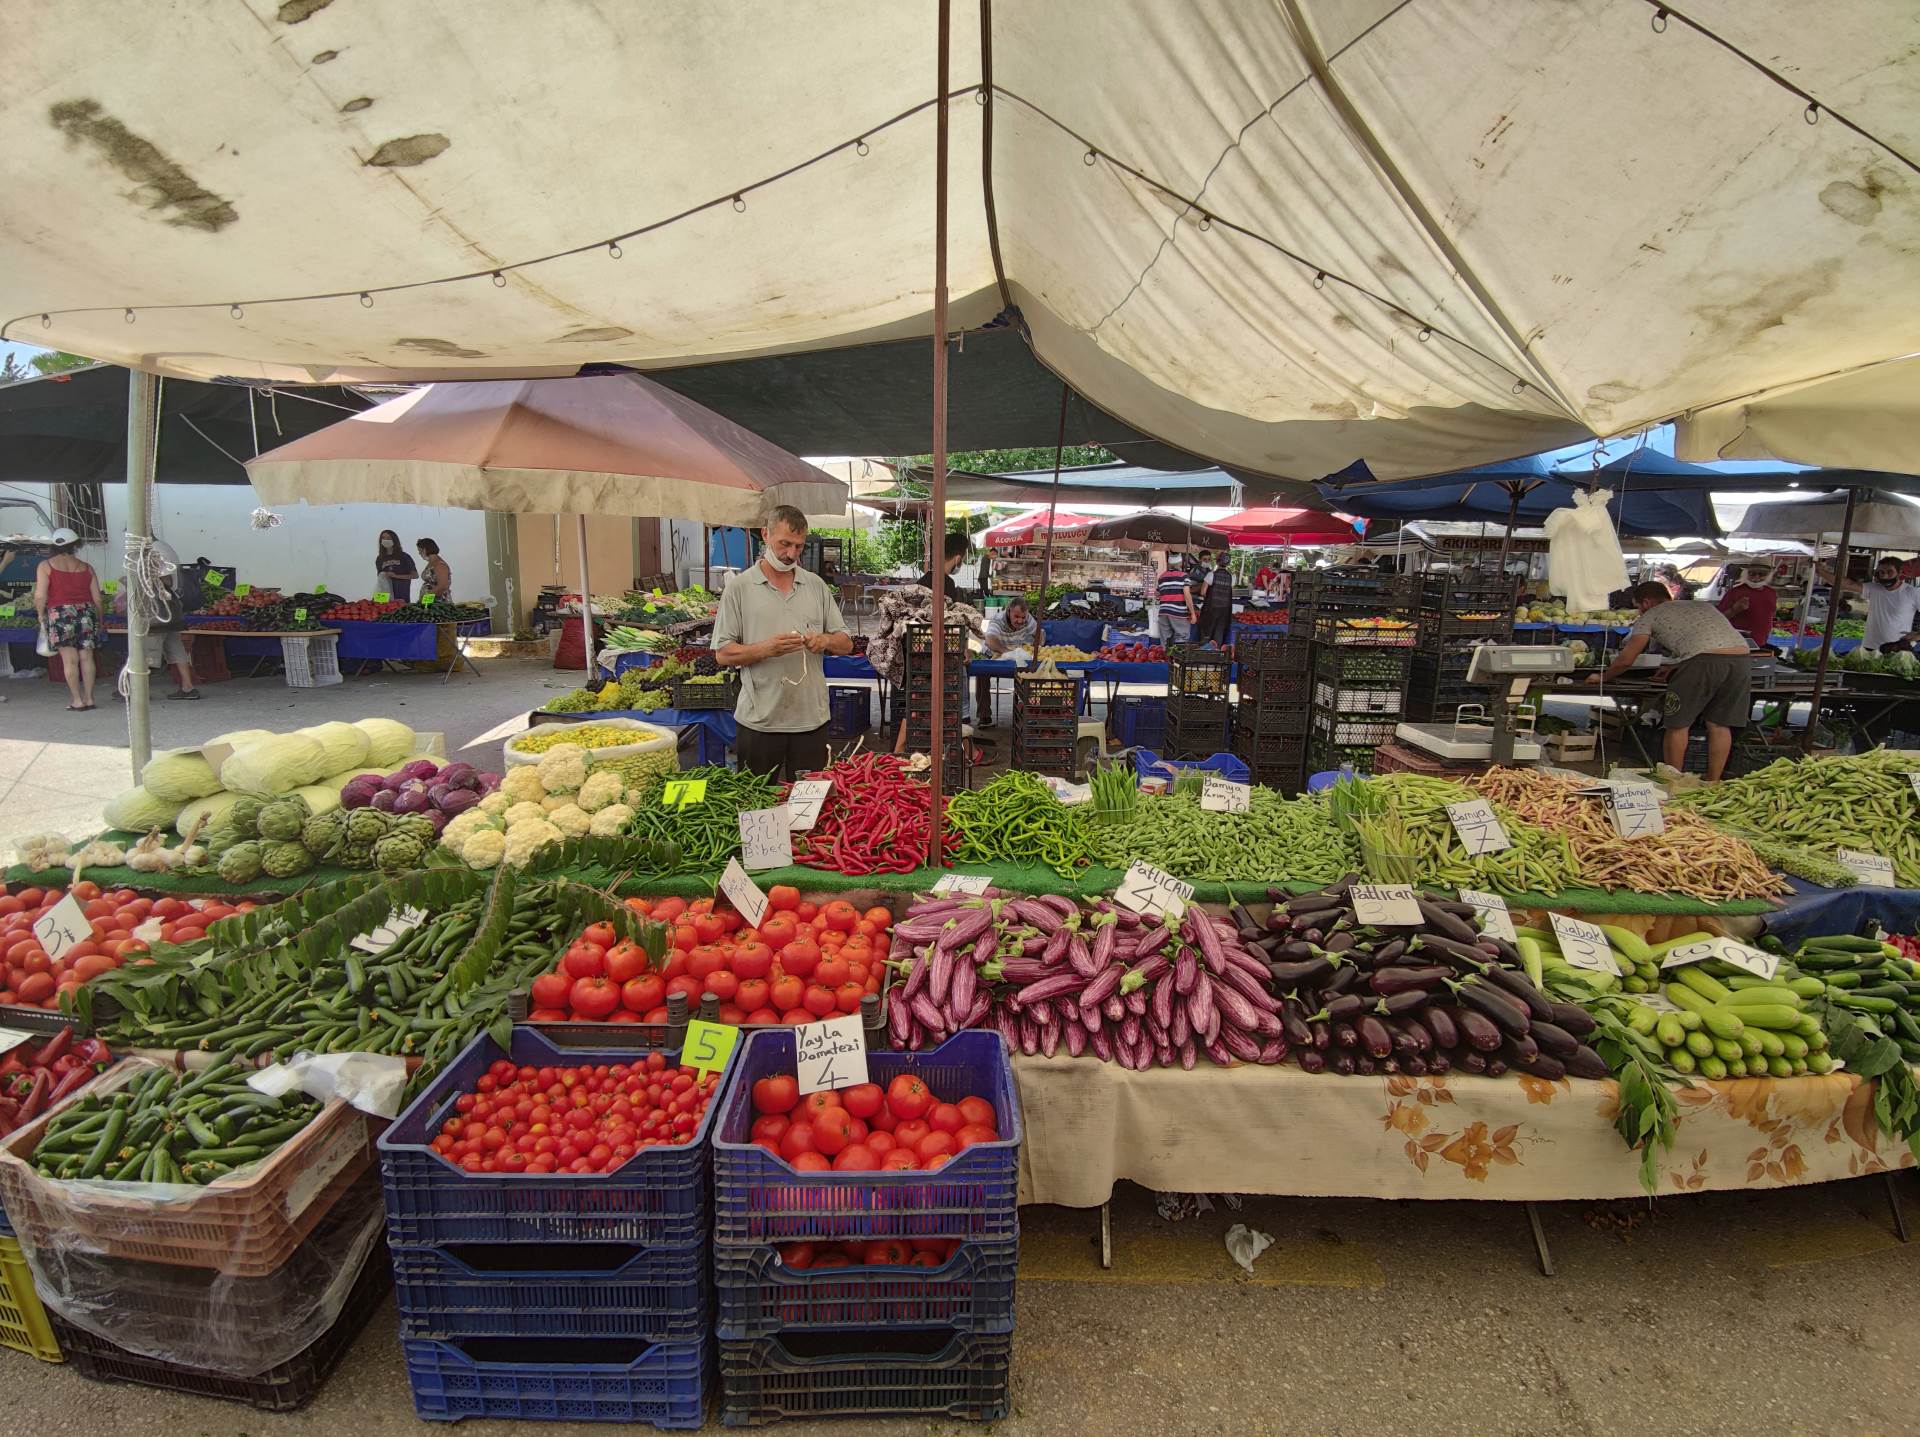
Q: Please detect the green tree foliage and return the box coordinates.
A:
[28,351,94,376]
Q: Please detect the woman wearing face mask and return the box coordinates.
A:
[375,529,417,603]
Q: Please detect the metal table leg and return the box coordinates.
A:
[1525,1202,1555,1276]
[1887,1173,1910,1243]
[1099,1200,1113,1269]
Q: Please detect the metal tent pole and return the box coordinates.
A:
[576,514,597,680]
[1038,383,1069,601]
[926,0,952,862]
[1802,488,1857,755]
[124,369,159,779]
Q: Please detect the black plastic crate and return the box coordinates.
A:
[391,1239,710,1344]
[1237,667,1310,705]
[1410,648,1479,682]
[1312,644,1414,685]
[713,1240,1016,1339]
[1012,673,1080,711]
[1236,731,1307,770]
[671,676,739,710]
[1309,708,1398,747]
[1232,634,1311,671]
[1167,646,1232,697]
[1233,698,1309,738]
[1308,613,1421,647]
[1311,679,1405,716]
[1416,610,1514,649]
[1248,761,1307,796]
[1420,574,1521,610]
[1307,738,1381,777]
[50,1234,391,1412]
[1163,713,1229,759]
[904,623,969,658]
[1011,716,1079,743]
[1294,571,1422,605]
[717,1328,1011,1426]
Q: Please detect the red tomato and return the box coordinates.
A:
[530,972,573,1010]
[957,1096,997,1130]
[528,1008,570,1022]
[866,1131,896,1155]
[730,942,774,981]
[624,896,654,919]
[744,1008,781,1025]
[886,1075,932,1120]
[832,1144,878,1172]
[841,1083,882,1119]
[582,921,617,949]
[606,1010,641,1024]
[651,897,688,924]
[603,940,649,985]
[792,1150,830,1173]
[759,914,798,950]
[802,984,837,1018]
[779,1009,814,1026]
[863,906,894,930]
[814,955,849,989]
[568,976,621,1020]
[914,1131,955,1162]
[893,1119,931,1150]
[702,969,739,1002]
[665,974,704,1001]
[561,943,606,979]
[780,940,821,979]
[735,978,770,1013]
[820,900,860,933]
[767,884,800,913]
[862,1238,911,1265]
[776,1242,815,1270]
[72,954,114,982]
[833,981,865,1014]
[879,1148,919,1170]
[17,973,54,1005]
[865,1103,898,1134]
[692,913,727,945]
[770,976,804,1012]
[687,946,726,980]
[954,1123,999,1150]
[751,1114,791,1143]
[671,923,699,952]
[621,973,665,1013]
[810,1107,853,1156]
[800,1091,843,1120]
[794,900,819,924]
[717,1003,747,1025]
[928,1102,965,1136]
[752,1075,799,1115]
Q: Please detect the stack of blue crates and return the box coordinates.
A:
[709,1030,1020,1426]
[377,1028,721,1427]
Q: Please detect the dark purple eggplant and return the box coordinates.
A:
[1387,1020,1421,1056]
[1355,1014,1393,1059]
[1354,1054,1377,1075]
[1267,940,1317,964]
[1424,1005,1460,1050]
[1427,1050,1452,1074]
[1416,899,1480,944]
[1298,928,1325,947]
[1455,979,1531,1037]
[1269,955,1335,988]
[1502,1033,1540,1065]
[1322,992,1367,1023]
[1322,929,1357,955]
[1409,933,1493,966]
[1517,1052,1566,1081]
[1402,1055,1430,1076]
[1478,963,1554,1022]
[1377,989,1429,1017]
[1322,965,1361,997]
[1296,1048,1328,1074]
[1381,1057,1401,1074]
[1457,1049,1488,1074]
[1452,1005,1505,1052]
[1563,1044,1609,1080]
[1369,964,1452,996]
[1310,1020,1332,1051]
[1485,1057,1508,1078]
[1399,1014,1434,1053]
[1548,1002,1598,1037]
[1229,904,1262,939]
[1528,1020,1579,1059]
[1371,937,1408,966]
[1332,1022,1359,1049]
[1483,936,1522,965]
[1279,998,1313,1047]
[1328,1050,1357,1076]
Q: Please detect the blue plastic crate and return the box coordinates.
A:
[1106,694,1166,748]
[403,1334,708,1426]
[712,1032,1019,1248]
[393,1239,710,1343]
[378,1028,732,1249]
[714,1237,1017,1339]
[717,1328,1010,1426]
[1130,749,1252,785]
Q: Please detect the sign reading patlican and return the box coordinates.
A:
[1457,889,1517,942]
[1113,860,1194,920]
[1350,884,1422,927]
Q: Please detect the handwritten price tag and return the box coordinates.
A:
[785,779,832,831]
[236,583,251,597]
[206,571,226,586]
[1457,889,1516,942]
[933,873,993,896]
[350,906,427,955]
[1350,883,1422,926]
[1113,859,1193,920]
[1445,799,1511,855]
[660,778,707,808]
[1909,772,1920,802]
[102,580,119,595]
[681,1018,740,1078]
[32,894,89,962]
[1660,935,1778,980]
[1837,848,1896,887]
[795,1012,867,1095]
[1550,913,1619,975]
[717,857,769,927]
[1604,784,1664,839]
[1198,776,1251,813]
[737,806,793,872]
[0,1030,34,1055]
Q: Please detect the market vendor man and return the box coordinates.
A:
[1588,580,1751,782]
[713,505,853,780]
[1864,555,1920,655]
[974,594,1042,731]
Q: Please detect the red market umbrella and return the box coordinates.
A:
[982,507,1099,547]
[1213,507,1361,546]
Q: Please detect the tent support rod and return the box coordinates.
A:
[1039,382,1069,602]
[702,524,710,592]
[1497,482,1522,573]
[1801,487,1856,755]
[124,368,158,780]
[926,0,952,864]
[576,514,596,681]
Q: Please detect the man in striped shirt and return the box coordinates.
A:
[1156,554,1197,644]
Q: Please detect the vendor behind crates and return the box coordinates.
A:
[1588,580,1750,782]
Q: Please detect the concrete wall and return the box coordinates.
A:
[512,514,643,612]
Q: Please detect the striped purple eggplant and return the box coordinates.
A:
[1078,963,1125,1011]
[1173,948,1199,996]
[1205,1037,1233,1066]
[1217,963,1279,1012]
[1030,1000,1058,1030]
[1155,1038,1175,1067]
[1120,1015,1143,1047]
[927,944,955,1006]
[1091,1028,1115,1062]
[1222,1027,1263,1062]
[1036,893,1078,918]
[1257,1037,1288,1064]
[1019,1018,1040,1056]
[1008,971,1084,1010]
[901,948,930,1001]
[1122,990,1147,1017]
[971,928,996,968]
[1080,1005,1104,1034]
[1012,899,1064,933]
[1065,1021,1088,1057]
[1067,935,1101,979]
[996,959,1048,986]
[1103,995,1125,1022]
[1251,1009,1284,1038]
[888,996,912,1045]
[1043,929,1071,965]
[1184,909,1227,974]
[1178,1039,1198,1070]
[993,1004,1019,1048]
[1187,978,1219,1042]
[1091,912,1119,965]
[1151,974,1175,1030]
[911,992,947,1035]
[1135,922,1172,956]
[1019,935,1048,956]
[1170,1004,1191,1047]
[1125,952,1171,988]
[949,955,977,1022]
[1041,1021,1061,1058]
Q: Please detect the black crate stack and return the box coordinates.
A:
[902,622,969,781]
[1164,646,1232,758]
[1011,670,1081,777]
[1230,633,1312,792]
[1405,575,1522,722]
[1293,571,1421,776]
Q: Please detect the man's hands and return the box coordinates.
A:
[802,630,834,655]
[764,632,807,659]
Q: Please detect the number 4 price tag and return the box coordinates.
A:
[32,894,89,962]
[1114,860,1194,920]
[795,1012,868,1095]
[1445,798,1511,855]
[718,857,769,927]
[682,1018,740,1078]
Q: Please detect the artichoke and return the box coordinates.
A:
[372,834,426,876]
[217,841,264,884]
[393,814,438,845]
[301,811,349,859]
[345,808,391,845]
[261,840,314,879]
[227,796,267,837]
[338,840,376,870]
[257,796,310,843]
[202,824,242,857]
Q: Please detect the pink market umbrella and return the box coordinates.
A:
[982,507,1099,547]
[1213,507,1361,546]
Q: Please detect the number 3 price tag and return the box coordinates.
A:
[1660,935,1778,981]
[1350,883,1422,926]
[795,1012,868,1095]
[933,873,993,896]
[1550,913,1619,976]
[1457,889,1516,942]
[682,1018,740,1079]
[1114,859,1194,920]
[33,894,89,962]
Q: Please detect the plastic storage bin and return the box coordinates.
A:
[1106,693,1166,748]
[712,1031,1019,1247]
[714,1238,1017,1339]
[717,1328,1011,1426]
[281,631,343,688]
[392,1240,710,1343]
[1130,750,1252,786]
[379,1027,730,1248]
[0,1232,60,1361]
[403,1334,709,1426]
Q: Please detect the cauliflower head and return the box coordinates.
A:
[540,793,571,814]
[504,800,548,829]
[536,744,588,794]
[477,791,512,818]
[500,765,546,803]
[461,826,506,870]
[502,817,564,866]
[576,769,626,814]
[548,803,592,838]
[588,803,634,838]
[441,809,496,850]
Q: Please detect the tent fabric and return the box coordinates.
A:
[1732,493,1920,551]
[1674,357,1920,472]
[7,3,1918,484]
[925,462,1246,509]
[246,374,846,526]
[982,508,1099,547]
[1212,507,1361,546]
[1318,457,1719,539]
[1073,511,1231,549]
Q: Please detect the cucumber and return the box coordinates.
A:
[1699,1055,1728,1080]
[1672,966,1734,1004]
[1685,1030,1715,1058]
[1668,1046,1697,1075]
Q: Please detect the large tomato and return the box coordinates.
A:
[810,1106,853,1157]
[766,884,800,913]
[561,943,606,979]
[840,1083,882,1120]
[603,940,649,985]
[927,1103,965,1136]
[621,973,665,1013]
[568,976,620,1020]
[752,1075,799,1115]
[886,1075,931,1121]
[820,900,860,933]
[730,942,774,981]
[957,1096,997,1130]
[530,972,572,1010]
[759,914,799,951]
[582,921,617,949]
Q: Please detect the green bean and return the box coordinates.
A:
[946,772,1095,878]
[1076,789,1356,884]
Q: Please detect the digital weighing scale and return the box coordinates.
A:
[1395,644,1577,765]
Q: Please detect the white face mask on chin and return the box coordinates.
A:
[762,547,798,574]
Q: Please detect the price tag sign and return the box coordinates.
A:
[1837,848,1896,887]
[785,779,832,831]
[0,605,14,619]
[0,1030,34,1056]
[315,582,326,594]
[643,603,658,613]
[795,1012,868,1095]
[1350,883,1423,926]
[32,894,89,962]
[1550,913,1618,975]
[717,857,769,927]
[1113,859,1194,920]
[236,583,251,597]
[1198,776,1251,813]
[1445,799,1511,855]
[102,580,119,595]
[738,806,793,872]
[423,593,436,606]
[207,571,225,587]
[933,873,993,896]
[1604,784,1665,840]
[1639,990,1682,1014]
[294,608,308,622]
[350,906,427,955]
[375,593,391,605]
[1457,889,1516,942]
[681,1018,741,1078]
[1909,772,1920,801]
[660,777,708,808]
[1660,935,1779,980]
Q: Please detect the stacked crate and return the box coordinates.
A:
[1405,575,1520,722]
[1011,670,1081,777]
[902,623,969,782]
[1293,571,1421,776]
[1231,634,1312,792]
[712,1030,1019,1426]
[377,1029,717,1427]
[1164,646,1232,759]
[1106,693,1166,751]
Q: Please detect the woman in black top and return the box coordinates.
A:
[376,529,417,603]
[1196,549,1235,644]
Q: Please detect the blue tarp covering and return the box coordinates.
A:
[1319,455,1719,538]
[1762,878,1920,946]
[333,620,439,662]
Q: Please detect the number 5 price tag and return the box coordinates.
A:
[682,1018,740,1079]
[33,894,89,962]
[796,1012,868,1095]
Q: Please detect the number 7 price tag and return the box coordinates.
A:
[681,1018,740,1079]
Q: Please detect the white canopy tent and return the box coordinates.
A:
[1674,355,1920,471]
[3,1,1919,484]
[1733,493,1920,552]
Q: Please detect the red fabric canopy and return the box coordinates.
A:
[1213,508,1361,546]
[982,508,1099,547]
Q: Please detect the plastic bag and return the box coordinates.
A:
[250,1050,410,1120]
[1543,489,1628,614]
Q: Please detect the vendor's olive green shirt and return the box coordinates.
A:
[712,563,848,732]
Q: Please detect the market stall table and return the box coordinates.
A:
[183,626,342,685]
[330,618,489,677]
